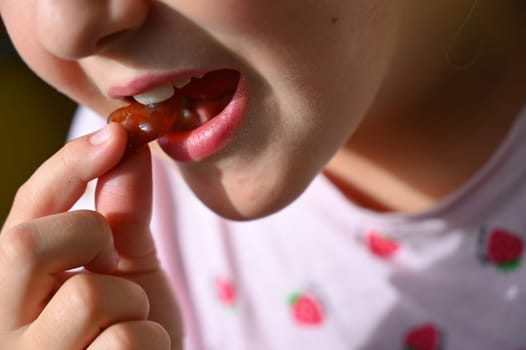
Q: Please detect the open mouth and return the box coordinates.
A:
[171,69,240,131]
[109,69,241,150]
[133,68,241,132]
[109,68,248,161]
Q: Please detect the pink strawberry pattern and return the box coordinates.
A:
[404,323,441,350]
[366,230,400,259]
[287,291,325,326]
[481,227,524,272]
[216,276,237,308]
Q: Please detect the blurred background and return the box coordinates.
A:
[1,21,77,223]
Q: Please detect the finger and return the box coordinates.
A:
[95,145,157,272]
[95,147,184,348]
[0,210,118,330]
[94,148,184,348]
[86,320,171,350]
[25,273,150,350]
[3,123,127,230]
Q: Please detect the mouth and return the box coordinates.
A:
[109,69,248,161]
[132,69,240,131]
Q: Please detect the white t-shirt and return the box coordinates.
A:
[70,107,526,350]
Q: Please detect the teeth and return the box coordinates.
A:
[173,77,191,89]
[133,83,175,105]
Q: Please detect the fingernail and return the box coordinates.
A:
[89,125,111,145]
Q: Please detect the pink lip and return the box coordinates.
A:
[157,74,249,162]
[107,70,207,98]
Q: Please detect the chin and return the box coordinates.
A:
[180,166,312,221]
[204,198,282,221]
[203,192,298,221]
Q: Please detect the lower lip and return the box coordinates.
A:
[157,75,249,162]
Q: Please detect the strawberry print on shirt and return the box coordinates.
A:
[479,227,524,272]
[287,291,325,326]
[216,276,237,309]
[403,323,442,350]
[366,229,400,259]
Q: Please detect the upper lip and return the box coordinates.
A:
[107,69,208,99]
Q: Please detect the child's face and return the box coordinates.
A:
[1,1,398,219]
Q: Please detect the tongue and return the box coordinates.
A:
[192,93,234,120]
[173,70,239,131]
[173,93,233,131]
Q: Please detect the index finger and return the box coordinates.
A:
[3,123,127,230]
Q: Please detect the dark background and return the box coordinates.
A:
[1,22,77,223]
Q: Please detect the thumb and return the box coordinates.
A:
[95,145,157,272]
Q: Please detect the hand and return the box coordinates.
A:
[0,123,182,349]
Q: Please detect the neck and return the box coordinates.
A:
[325,1,526,213]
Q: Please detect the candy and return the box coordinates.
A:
[108,94,183,151]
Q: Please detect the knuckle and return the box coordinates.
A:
[11,181,37,215]
[0,223,39,267]
[148,321,172,349]
[62,274,150,321]
[126,280,150,316]
[89,210,110,229]
[57,141,86,183]
[106,324,137,349]
[107,321,171,350]
[62,274,103,318]
[12,180,30,204]
[73,210,111,240]
[59,140,78,170]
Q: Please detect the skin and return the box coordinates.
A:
[2,0,398,219]
[0,0,525,348]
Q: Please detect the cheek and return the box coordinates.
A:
[173,0,273,33]
[172,0,324,54]
[1,5,104,113]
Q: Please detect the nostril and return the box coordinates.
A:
[36,0,149,60]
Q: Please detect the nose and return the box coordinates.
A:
[36,0,149,59]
